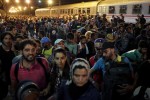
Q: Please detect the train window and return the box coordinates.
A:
[132,4,142,14]
[87,8,90,14]
[120,5,127,14]
[82,8,86,14]
[62,9,64,14]
[102,6,107,14]
[60,9,62,14]
[65,9,67,14]
[109,6,115,14]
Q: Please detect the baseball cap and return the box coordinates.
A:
[94,38,105,44]
[94,38,105,48]
[40,37,51,44]
[102,42,114,50]
[54,39,64,45]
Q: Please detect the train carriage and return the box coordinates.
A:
[35,0,150,23]
[97,0,150,23]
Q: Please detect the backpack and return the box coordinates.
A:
[102,56,133,100]
[132,86,150,100]
[14,57,50,83]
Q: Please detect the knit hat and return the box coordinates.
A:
[40,37,51,44]
[102,42,114,50]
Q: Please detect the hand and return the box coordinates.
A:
[116,84,133,95]
[40,88,49,96]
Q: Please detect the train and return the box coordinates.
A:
[35,0,150,23]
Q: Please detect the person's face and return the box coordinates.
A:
[103,48,114,60]
[36,42,42,54]
[95,43,103,54]
[68,39,74,43]
[22,44,36,62]
[54,52,67,69]
[56,41,65,49]
[42,42,51,49]
[81,38,86,44]
[85,34,91,40]
[72,68,89,86]
[141,48,147,54]
[3,34,13,47]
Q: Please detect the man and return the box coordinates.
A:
[41,37,53,59]
[102,42,135,100]
[90,41,136,100]
[77,35,89,59]
[122,40,148,64]
[89,38,105,91]
[89,38,105,66]
[10,39,50,98]
[64,33,77,56]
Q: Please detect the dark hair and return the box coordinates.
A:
[0,32,14,42]
[138,40,148,49]
[39,31,45,37]
[19,39,37,50]
[14,35,24,41]
[67,33,74,39]
[72,65,87,75]
[140,29,147,35]
[53,47,67,57]
[34,39,41,45]
[80,35,86,40]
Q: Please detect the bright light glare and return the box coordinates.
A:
[9,7,19,13]
[18,6,22,11]
[38,0,41,3]
[26,0,30,4]
[31,6,33,9]
[5,0,9,3]
[15,0,19,3]
[48,0,53,5]
[24,7,27,10]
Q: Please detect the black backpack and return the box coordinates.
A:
[102,57,133,100]
[14,57,50,83]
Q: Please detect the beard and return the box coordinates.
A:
[22,54,35,62]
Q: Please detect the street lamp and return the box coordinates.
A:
[15,0,20,4]
[5,0,9,3]
[48,0,53,7]
[38,0,41,3]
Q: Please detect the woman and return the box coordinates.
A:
[56,58,101,100]
[49,47,70,96]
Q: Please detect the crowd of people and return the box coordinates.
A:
[0,14,150,100]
